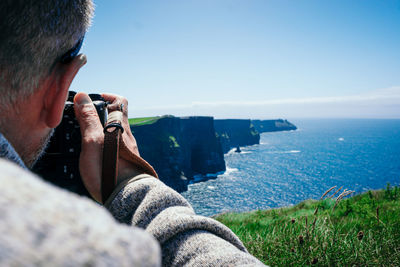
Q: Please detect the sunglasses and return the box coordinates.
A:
[60,36,85,64]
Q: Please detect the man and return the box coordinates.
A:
[0,1,264,266]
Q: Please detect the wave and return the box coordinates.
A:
[189,167,238,184]
[224,167,239,175]
[190,170,227,183]
[227,148,252,155]
[266,150,301,154]
[227,148,236,155]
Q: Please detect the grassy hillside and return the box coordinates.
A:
[128,116,160,126]
[215,185,400,266]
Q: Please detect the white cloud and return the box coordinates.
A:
[129,86,400,119]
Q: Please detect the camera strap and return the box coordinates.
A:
[101,110,158,203]
[101,111,123,203]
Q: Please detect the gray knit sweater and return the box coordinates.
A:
[0,134,264,266]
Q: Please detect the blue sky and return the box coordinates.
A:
[71,0,400,119]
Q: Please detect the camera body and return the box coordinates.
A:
[32,91,107,197]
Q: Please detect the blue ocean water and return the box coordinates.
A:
[181,119,400,217]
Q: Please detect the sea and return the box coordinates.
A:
[181,119,400,217]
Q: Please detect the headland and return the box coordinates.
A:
[130,115,297,192]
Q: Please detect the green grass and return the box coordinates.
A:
[215,184,400,266]
[168,136,180,148]
[128,116,160,126]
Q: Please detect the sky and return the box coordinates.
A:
[71,0,400,119]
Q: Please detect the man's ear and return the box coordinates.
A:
[43,54,87,128]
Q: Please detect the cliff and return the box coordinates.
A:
[131,116,225,192]
[214,119,260,154]
[131,116,297,192]
[251,119,297,133]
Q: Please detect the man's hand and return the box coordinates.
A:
[73,92,142,203]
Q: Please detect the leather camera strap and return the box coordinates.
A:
[101,110,158,203]
[101,111,123,203]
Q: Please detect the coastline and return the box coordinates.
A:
[181,119,400,216]
[130,115,297,192]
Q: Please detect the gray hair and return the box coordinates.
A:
[0,0,94,104]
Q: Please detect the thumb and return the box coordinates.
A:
[73,92,104,202]
[73,92,103,139]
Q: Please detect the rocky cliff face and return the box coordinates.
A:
[251,119,297,133]
[131,116,297,192]
[131,116,225,192]
[214,119,260,154]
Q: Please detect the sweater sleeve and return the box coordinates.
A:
[105,175,265,266]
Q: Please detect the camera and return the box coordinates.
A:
[32,91,107,197]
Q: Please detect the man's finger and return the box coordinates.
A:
[73,92,104,141]
[101,93,129,117]
[101,93,139,158]
[73,92,104,202]
[101,93,123,103]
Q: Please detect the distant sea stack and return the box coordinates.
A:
[214,119,260,154]
[131,116,225,192]
[252,119,297,133]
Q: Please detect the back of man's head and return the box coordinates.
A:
[0,0,94,105]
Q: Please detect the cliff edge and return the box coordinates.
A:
[214,119,260,154]
[131,116,225,192]
[131,116,297,192]
[252,119,297,133]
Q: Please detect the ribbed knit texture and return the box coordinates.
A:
[0,135,265,266]
[106,176,264,266]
